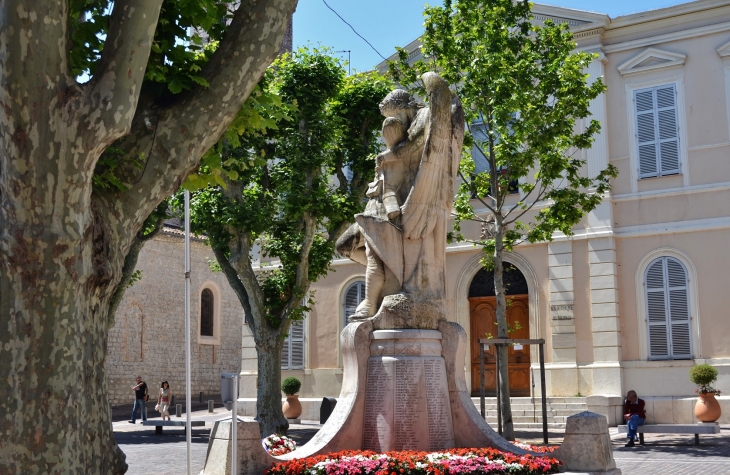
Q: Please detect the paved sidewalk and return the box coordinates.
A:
[115,413,730,475]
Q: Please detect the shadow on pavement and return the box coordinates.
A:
[114,429,211,445]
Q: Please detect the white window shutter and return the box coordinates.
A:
[635,85,680,178]
[289,322,305,369]
[666,258,692,358]
[636,89,658,178]
[645,257,692,360]
[656,86,680,175]
[646,259,669,359]
[281,332,291,370]
[344,281,365,326]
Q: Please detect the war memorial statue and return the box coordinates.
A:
[336,72,463,329]
[202,72,620,475]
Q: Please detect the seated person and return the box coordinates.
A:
[623,389,646,447]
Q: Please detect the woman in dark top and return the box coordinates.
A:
[624,390,646,447]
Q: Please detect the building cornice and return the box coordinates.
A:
[604,20,730,54]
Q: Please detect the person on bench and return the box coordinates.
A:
[623,390,646,447]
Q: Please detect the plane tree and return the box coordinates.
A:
[0,0,297,472]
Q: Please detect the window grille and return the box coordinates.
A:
[645,256,692,360]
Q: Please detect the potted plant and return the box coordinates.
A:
[281,377,302,419]
[690,363,722,422]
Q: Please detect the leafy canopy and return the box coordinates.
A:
[69,0,235,192]
[389,0,618,257]
[181,47,391,327]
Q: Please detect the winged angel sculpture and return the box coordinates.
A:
[336,72,464,329]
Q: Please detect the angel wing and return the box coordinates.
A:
[400,73,464,240]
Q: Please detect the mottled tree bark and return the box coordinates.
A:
[0,0,297,472]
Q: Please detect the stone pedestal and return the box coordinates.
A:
[555,411,621,474]
[363,330,455,451]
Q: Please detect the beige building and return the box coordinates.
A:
[107,227,242,406]
[239,0,730,424]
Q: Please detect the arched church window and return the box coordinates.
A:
[200,288,214,337]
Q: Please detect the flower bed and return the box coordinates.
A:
[267,447,560,475]
[263,434,297,456]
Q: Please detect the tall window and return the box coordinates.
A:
[635,84,680,178]
[200,288,214,337]
[281,322,305,370]
[344,280,366,326]
[645,256,692,360]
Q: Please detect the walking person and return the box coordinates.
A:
[128,375,149,424]
[157,381,173,421]
[623,389,646,447]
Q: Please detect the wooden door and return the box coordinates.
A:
[469,296,530,397]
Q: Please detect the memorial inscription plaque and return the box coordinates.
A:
[362,332,455,452]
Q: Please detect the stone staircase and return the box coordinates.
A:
[470,397,588,429]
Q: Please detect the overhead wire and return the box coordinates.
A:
[322,0,387,61]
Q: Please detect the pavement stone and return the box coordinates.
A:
[115,412,730,475]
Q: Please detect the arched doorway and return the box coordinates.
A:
[469,264,530,397]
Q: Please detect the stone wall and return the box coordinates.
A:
[106,229,243,406]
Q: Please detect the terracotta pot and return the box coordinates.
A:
[695,392,722,422]
[282,394,302,419]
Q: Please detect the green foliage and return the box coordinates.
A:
[126,269,142,288]
[281,377,301,395]
[70,0,235,191]
[69,0,229,94]
[181,47,391,330]
[690,364,718,387]
[390,0,617,309]
[690,364,721,395]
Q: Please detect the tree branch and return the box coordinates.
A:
[84,0,163,146]
[212,244,260,336]
[107,208,165,326]
[105,0,298,250]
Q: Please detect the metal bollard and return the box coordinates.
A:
[208,400,214,413]
[199,391,203,403]
[176,404,182,418]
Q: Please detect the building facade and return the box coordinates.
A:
[107,227,242,406]
[239,1,730,424]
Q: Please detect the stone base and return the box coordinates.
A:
[202,321,619,474]
[363,329,455,451]
[371,293,445,330]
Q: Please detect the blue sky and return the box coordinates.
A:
[293,0,696,72]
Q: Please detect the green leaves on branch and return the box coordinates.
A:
[182,47,391,329]
[392,0,617,256]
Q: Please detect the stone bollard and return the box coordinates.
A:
[176,404,182,418]
[555,411,621,474]
[202,417,274,475]
[208,400,214,413]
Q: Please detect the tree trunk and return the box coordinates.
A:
[0,216,128,473]
[256,333,289,437]
[493,217,515,440]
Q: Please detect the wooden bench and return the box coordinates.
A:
[142,420,206,434]
[618,423,720,446]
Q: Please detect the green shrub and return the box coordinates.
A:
[281,377,301,395]
[690,364,718,386]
